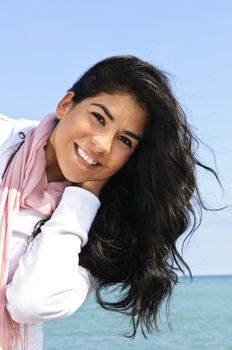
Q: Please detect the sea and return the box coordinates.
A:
[44,275,232,350]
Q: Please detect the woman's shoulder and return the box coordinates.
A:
[0,113,16,135]
[0,113,20,149]
[0,113,14,122]
[0,114,40,184]
[0,113,40,128]
[0,113,39,149]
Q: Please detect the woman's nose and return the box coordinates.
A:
[91,133,114,154]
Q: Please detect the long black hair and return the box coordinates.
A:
[32,55,219,338]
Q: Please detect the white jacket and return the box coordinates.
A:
[0,114,100,349]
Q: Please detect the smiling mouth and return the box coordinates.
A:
[74,143,101,167]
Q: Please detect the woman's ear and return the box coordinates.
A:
[56,91,75,120]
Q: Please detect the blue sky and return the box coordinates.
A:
[0,1,231,275]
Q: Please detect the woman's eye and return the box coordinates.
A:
[118,135,132,148]
[92,112,105,126]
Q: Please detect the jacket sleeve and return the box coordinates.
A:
[6,186,100,324]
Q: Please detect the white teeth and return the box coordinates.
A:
[76,145,98,166]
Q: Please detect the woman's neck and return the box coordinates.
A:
[44,134,66,183]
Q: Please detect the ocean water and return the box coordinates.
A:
[44,275,232,350]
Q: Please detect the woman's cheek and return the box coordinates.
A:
[112,153,131,173]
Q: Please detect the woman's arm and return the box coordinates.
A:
[6,186,100,324]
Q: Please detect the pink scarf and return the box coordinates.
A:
[0,113,70,350]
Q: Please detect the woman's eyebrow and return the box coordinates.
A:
[91,102,142,142]
[124,130,142,142]
[91,103,114,121]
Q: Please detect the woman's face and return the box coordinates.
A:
[45,92,146,184]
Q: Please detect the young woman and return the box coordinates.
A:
[0,55,217,350]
